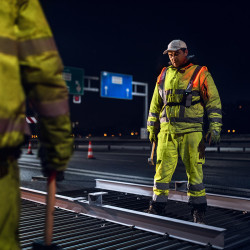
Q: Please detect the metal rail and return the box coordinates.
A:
[20,199,206,250]
[95,179,250,212]
[21,187,225,249]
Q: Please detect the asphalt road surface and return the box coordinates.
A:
[19,147,250,197]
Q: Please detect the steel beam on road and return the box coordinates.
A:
[95,179,250,212]
[21,187,225,249]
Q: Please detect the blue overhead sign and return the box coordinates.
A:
[100,71,133,100]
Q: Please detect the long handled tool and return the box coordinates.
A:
[148,141,156,165]
[33,171,62,250]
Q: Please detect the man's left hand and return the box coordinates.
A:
[198,138,206,159]
[206,130,220,146]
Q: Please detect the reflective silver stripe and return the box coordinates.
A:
[209,117,222,123]
[171,117,203,123]
[188,183,205,192]
[166,89,173,95]
[158,88,163,100]
[160,117,203,123]
[166,89,200,96]
[157,69,167,100]
[153,194,168,202]
[160,117,169,123]
[0,36,17,56]
[147,121,155,126]
[188,195,207,205]
[207,108,222,115]
[148,112,159,118]
[158,83,164,100]
[162,85,167,105]
[179,105,185,118]
[154,182,169,190]
[33,99,69,117]
[18,37,57,60]
[0,117,27,133]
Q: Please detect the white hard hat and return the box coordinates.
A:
[163,40,187,54]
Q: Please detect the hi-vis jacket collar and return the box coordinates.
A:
[171,62,193,71]
[168,55,196,71]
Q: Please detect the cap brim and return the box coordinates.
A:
[163,48,181,54]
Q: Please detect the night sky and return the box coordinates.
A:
[40,1,249,135]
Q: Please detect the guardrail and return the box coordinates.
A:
[26,137,250,153]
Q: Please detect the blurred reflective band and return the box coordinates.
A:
[0,36,57,58]
[32,99,69,117]
[18,37,57,59]
[0,118,28,133]
[0,36,17,55]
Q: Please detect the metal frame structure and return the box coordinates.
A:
[83,76,148,128]
[21,187,225,249]
[95,179,250,212]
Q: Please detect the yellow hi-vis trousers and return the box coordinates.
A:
[153,131,206,205]
[0,159,20,250]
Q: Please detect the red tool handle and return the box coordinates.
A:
[150,141,156,161]
[45,171,57,246]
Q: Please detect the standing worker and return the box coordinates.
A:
[0,0,73,249]
[146,39,222,223]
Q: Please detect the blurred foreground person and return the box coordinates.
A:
[146,39,222,223]
[0,0,73,249]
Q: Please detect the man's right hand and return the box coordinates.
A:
[149,131,157,143]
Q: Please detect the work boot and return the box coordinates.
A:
[190,203,207,224]
[144,200,167,215]
[192,209,205,224]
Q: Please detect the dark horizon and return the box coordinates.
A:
[37,1,250,135]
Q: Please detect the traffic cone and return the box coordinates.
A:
[87,141,95,159]
[27,141,33,155]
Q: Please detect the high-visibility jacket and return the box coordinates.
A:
[0,0,73,171]
[147,62,222,135]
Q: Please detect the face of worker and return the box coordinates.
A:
[168,49,188,68]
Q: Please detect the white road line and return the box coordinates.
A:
[19,163,153,184]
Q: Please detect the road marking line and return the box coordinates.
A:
[18,163,153,183]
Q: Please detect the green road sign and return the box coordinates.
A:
[62,66,84,95]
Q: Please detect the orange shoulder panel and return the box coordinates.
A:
[156,67,167,85]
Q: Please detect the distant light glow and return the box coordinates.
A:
[227,130,230,133]
[104,133,107,137]
[232,130,235,133]
[131,132,134,135]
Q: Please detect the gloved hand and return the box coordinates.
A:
[39,146,65,181]
[206,129,220,146]
[42,168,65,182]
[149,131,157,143]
